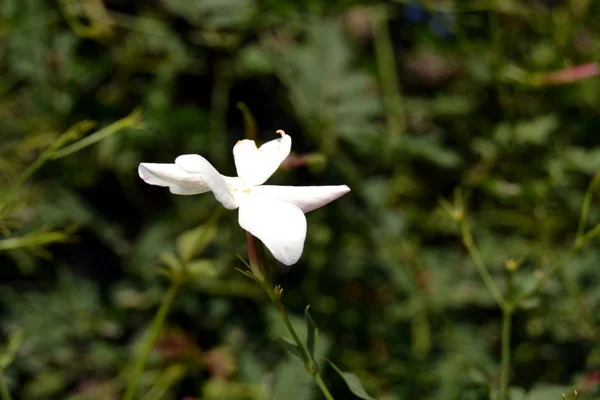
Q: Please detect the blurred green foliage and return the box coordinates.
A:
[2,0,600,399]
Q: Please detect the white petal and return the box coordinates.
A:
[238,192,307,266]
[175,155,238,209]
[138,163,210,195]
[253,185,351,213]
[233,130,292,186]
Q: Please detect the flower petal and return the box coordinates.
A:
[175,154,238,209]
[233,130,292,186]
[138,163,210,195]
[253,185,351,213]
[238,192,307,266]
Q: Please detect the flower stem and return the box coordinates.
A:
[315,373,335,400]
[0,373,13,400]
[268,290,334,400]
[458,218,507,309]
[455,210,514,399]
[576,173,600,240]
[517,222,600,303]
[498,308,513,400]
[123,279,181,400]
[245,234,335,400]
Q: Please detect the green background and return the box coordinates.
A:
[1,0,600,399]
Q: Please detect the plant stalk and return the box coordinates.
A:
[459,218,507,309]
[498,308,513,400]
[268,291,334,400]
[315,373,335,400]
[123,278,181,400]
[245,234,335,400]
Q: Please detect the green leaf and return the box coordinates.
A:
[514,115,558,145]
[304,305,318,372]
[275,336,303,360]
[185,259,217,279]
[176,223,217,264]
[159,251,182,275]
[234,266,259,282]
[328,360,375,400]
[0,329,23,369]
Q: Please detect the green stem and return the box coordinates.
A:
[269,292,334,400]
[0,373,13,400]
[273,296,308,360]
[314,373,335,400]
[372,5,405,138]
[498,308,512,400]
[245,234,335,399]
[51,108,142,160]
[0,124,80,207]
[459,219,507,309]
[517,222,600,303]
[123,279,181,400]
[576,173,600,240]
[0,111,141,210]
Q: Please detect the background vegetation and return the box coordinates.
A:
[2,0,600,399]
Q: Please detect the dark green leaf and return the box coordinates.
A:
[233,266,259,283]
[275,336,303,360]
[328,360,375,400]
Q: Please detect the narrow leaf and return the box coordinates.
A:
[328,360,376,400]
[0,329,24,369]
[234,267,259,282]
[236,254,252,269]
[275,336,303,360]
[304,305,319,372]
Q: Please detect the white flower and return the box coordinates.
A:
[138,130,350,265]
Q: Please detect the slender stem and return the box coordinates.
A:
[123,279,181,400]
[458,219,507,309]
[0,111,140,210]
[268,291,334,399]
[0,124,78,206]
[498,308,512,400]
[372,5,405,138]
[518,223,600,302]
[314,373,335,400]
[51,108,142,160]
[245,234,335,399]
[268,289,311,365]
[0,373,13,400]
[576,173,600,240]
